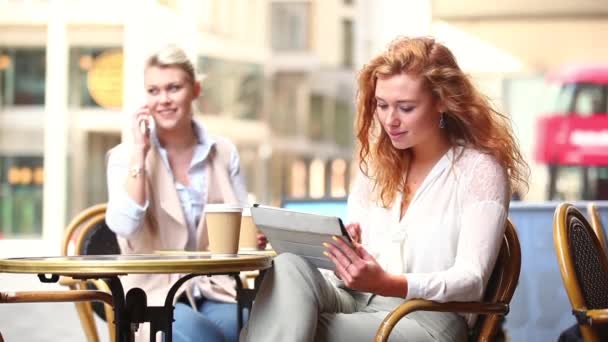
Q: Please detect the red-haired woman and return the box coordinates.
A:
[241,36,528,342]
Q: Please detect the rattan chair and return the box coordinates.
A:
[375,219,520,342]
[60,203,119,342]
[587,203,608,255]
[554,203,608,341]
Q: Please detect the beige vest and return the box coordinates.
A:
[108,137,239,340]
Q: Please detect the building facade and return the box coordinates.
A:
[0,0,360,254]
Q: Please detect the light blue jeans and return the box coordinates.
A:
[173,298,246,342]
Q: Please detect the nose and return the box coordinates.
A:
[384,107,399,127]
[159,91,170,104]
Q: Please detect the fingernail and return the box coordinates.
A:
[332,236,340,242]
[323,251,329,257]
[322,242,330,248]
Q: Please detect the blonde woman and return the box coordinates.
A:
[241,36,528,341]
[106,45,264,342]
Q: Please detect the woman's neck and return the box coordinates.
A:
[410,133,451,167]
[157,122,197,151]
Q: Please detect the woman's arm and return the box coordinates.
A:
[106,145,149,238]
[404,153,510,302]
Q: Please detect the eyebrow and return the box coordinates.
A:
[375,96,417,104]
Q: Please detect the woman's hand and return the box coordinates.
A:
[131,105,152,155]
[256,232,268,250]
[344,223,361,244]
[324,237,407,297]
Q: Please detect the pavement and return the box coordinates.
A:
[0,274,110,342]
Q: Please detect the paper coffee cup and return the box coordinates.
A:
[239,207,260,250]
[205,204,243,255]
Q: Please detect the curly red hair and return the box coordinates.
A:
[356,36,528,207]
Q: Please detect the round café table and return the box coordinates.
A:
[0,253,272,342]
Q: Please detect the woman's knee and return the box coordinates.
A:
[273,252,311,275]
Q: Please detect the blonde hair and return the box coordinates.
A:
[145,44,196,83]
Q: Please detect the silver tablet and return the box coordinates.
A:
[251,204,352,270]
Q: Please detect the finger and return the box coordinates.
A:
[323,241,352,270]
[324,251,352,283]
[346,223,361,242]
[355,244,374,261]
[330,236,360,263]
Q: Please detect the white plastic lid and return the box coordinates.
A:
[205,203,243,213]
[242,207,252,216]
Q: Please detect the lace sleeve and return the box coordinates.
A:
[460,152,510,207]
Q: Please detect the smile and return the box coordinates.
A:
[157,109,176,116]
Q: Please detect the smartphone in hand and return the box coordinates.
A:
[139,117,150,137]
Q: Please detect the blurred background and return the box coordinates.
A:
[1,1,608,341]
[0,0,607,255]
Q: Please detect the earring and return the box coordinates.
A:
[439,112,446,129]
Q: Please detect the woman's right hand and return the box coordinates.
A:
[345,223,361,244]
[131,105,152,155]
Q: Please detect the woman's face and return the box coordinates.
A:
[375,72,442,150]
[144,65,200,132]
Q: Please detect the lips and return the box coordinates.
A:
[156,108,177,117]
[388,131,407,139]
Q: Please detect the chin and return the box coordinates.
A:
[390,140,411,150]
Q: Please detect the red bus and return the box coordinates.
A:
[534,64,608,200]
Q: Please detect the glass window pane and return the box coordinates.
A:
[271,2,310,51]
[573,84,606,116]
[0,156,44,238]
[342,19,354,68]
[69,47,123,108]
[0,47,46,106]
[197,57,263,120]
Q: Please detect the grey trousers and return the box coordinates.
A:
[240,253,468,342]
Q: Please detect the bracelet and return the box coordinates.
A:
[129,166,144,178]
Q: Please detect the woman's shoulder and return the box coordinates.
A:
[454,146,504,172]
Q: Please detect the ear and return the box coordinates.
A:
[193,81,201,98]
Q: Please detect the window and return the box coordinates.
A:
[69,47,123,108]
[342,19,354,68]
[271,73,303,136]
[0,156,43,238]
[334,98,353,147]
[309,95,324,140]
[197,57,264,119]
[271,2,310,51]
[0,47,46,107]
[573,84,607,116]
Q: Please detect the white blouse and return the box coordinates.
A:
[347,147,510,326]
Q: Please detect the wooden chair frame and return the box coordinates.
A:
[375,219,521,342]
[60,203,115,342]
[554,203,608,342]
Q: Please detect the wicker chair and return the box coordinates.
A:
[554,203,608,341]
[587,203,608,255]
[60,203,119,342]
[375,219,520,342]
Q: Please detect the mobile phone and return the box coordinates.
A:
[139,117,150,137]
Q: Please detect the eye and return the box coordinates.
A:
[399,106,414,113]
[168,84,182,92]
[376,103,388,110]
[147,88,158,95]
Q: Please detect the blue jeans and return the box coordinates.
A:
[173,298,246,342]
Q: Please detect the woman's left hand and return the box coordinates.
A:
[256,232,268,250]
[324,237,389,294]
